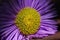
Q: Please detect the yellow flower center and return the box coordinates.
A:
[15,7,40,35]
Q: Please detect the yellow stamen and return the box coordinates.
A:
[15,7,40,35]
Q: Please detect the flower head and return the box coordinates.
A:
[0,0,57,40]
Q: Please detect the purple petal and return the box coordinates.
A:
[6,29,18,40]
[37,0,51,11]
[41,11,56,19]
[0,25,17,39]
[24,0,33,7]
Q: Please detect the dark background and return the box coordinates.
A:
[54,0,60,31]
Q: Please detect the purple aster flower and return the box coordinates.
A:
[0,0,58,40]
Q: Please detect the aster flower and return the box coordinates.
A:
[0,0,57,40]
